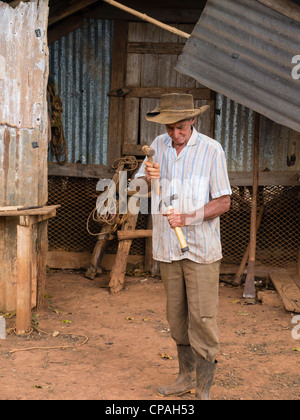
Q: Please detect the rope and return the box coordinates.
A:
[48,83,68,165]
[8,327,88,354]
[86,156,139,236]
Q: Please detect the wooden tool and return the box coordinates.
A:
[232,205,264,287]
[142,145,160,196]
[0,206,23,212]
[243,112,260,299]
[160,194,189,253]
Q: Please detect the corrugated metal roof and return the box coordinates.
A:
[176,0,300,133]
[49,19,114,165]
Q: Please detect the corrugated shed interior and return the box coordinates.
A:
[49,19,114,165]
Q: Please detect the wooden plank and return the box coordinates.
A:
[0,205,60,218]
[47,251,143,271]
[117,229,152,240]
[228,171,300,186]
[124,98,140,145]
[107,21,128,166]
[125,87,211,100]
[48,162,114,179]
[270,273,300,313]
[126,54,142,86]
[128,42,185,54]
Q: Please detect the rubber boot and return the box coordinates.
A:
[195,356,217,400]
[157,345,196,397]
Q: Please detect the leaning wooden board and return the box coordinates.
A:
[269,273,300,313]
[0,205,60,217]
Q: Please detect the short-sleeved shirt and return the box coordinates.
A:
[135,128,232,264]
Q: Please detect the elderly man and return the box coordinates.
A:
[134,93,232,400]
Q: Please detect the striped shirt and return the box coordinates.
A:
[135,128,232,264]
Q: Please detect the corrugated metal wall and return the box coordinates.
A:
[176,0,300,133]
[49,19,114,165]
[215,93,299,172]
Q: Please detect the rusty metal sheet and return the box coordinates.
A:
[0,1,49,129]
[49,19,114,165]
[176,0,300,133]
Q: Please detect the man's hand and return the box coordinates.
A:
[144,160,160,184]
[163,195,231,229]
[163,208,186,229]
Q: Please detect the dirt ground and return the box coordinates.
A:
[0,270,299,401]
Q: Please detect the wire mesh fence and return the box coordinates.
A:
[48,177,299,268]
[47,176,147,255]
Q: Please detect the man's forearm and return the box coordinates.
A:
[184,195,231,225]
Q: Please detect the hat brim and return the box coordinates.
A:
[145,105,210,124]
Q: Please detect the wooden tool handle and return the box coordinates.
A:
[146,156,160,196]
[167,206,189,253]
[174,227,189,253]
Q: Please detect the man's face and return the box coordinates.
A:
[165,118,195,147]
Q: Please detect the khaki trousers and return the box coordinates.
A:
[160,259,220,363]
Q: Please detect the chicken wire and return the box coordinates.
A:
[48,177,299,268]
[47,176,147,255]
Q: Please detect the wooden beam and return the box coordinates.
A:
[48,162,114,179]
[117,229,152,240]
[108,87,211,100]
[127,42,185,55]
[84,4,201,23]
[47,250,144,271]
[48,0,99,26]
[102,0,190,39]
[48,15,84,44]
[228,171,300,187]
[124,87,210,100]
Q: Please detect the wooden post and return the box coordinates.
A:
[109,213,139,294]
[0,1,50,313]
[36,220,48,309]
[145,215,160,276]
[16,223,32,334]
[85,224,111,280]
[243,112,260,299]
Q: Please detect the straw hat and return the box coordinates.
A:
[145,93,210,124]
